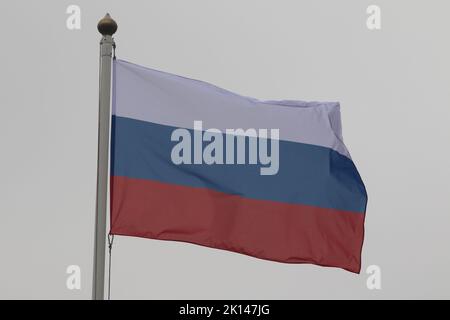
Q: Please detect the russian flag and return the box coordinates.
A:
[110,59,367,273]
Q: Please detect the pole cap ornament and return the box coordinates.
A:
[97,13,117,36]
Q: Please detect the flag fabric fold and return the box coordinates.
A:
[110,59,367,273]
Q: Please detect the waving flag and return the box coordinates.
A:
[110,59,367,273]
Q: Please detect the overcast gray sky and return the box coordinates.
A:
[0,0,449,299]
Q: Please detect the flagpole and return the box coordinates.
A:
[93,13,117,300]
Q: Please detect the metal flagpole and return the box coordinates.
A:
[93,13,117,300]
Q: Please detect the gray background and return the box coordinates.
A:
[1,0,449,299]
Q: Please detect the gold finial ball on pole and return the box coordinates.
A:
[97,13,117,36]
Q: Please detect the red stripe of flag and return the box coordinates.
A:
[110,176,365,273]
